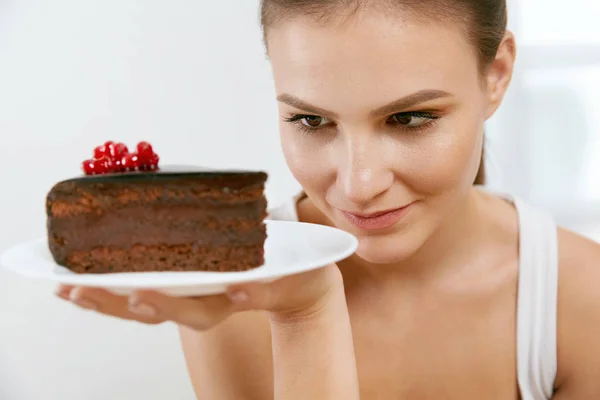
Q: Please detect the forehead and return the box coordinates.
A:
[266,11,480,108]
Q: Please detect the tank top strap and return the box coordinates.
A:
[512,196,559,399]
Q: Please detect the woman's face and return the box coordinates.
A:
[267,11,513,264]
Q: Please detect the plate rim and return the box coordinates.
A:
[1,220,358,289]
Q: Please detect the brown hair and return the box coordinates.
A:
[261,0,508,186]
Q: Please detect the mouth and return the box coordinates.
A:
[340,203,414,231]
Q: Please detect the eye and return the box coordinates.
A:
[283,114,332,131]
[389,112,436,128]
[300,115,330,128]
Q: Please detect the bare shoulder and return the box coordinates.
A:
[557,227,600,308]
[555,227,600,396]
[179,310,274,400]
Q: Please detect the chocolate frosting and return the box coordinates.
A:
[61,165,268,184]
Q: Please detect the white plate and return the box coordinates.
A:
[0,221,358,296]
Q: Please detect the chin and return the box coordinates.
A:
[353,230,425,265]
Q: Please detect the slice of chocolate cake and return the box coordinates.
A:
[46,141,268,274]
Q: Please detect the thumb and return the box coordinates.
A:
[226,280,278,312]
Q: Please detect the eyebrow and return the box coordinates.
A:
[276,94,340,119]
[276,89,453,118]
[370,90,452,117]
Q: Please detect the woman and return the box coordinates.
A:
[56,0,600,398]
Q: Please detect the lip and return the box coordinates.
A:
[341,203,414,231]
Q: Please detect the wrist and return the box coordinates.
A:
[267,281,346,326]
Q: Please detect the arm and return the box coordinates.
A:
[551,230,600,398]
[180,267,360,400]
[269,282,360,400]
[179,311,275,400]
[178,265,359,400]
[268,198,360,397]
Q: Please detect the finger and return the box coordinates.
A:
[129,290,235,331]
[55,284,74,300]
[64,287,165,325]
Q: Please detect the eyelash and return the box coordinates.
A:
[283,111,440,134]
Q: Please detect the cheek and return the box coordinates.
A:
[279,124,334,191]
[393,115,483,194]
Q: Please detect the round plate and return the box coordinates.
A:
[0,221,358,296]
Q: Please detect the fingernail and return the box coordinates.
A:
[128,295,158,317]
[128,302,158,317]
[227,289,249,304]
[69,291,97,310]
[54,287,71,300]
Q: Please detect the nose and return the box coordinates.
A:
[337,136,394,206]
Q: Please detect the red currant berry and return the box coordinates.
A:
[136,141,154,159]
[148,153,160,169]
[121,153,141,171]
[112,159,123,171]
[94,156,113,174]
[93,145,107,159]
[93,141,116,160]
[82,159,96,175]
[108,142,129,159]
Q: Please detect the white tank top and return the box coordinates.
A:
[267,192,558,400]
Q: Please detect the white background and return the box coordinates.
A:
[0,1,598,399]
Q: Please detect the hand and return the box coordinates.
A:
[55,264,343,331]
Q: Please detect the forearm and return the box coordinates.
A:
[269,286,360,400]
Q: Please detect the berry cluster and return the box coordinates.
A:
[82,141,160,175]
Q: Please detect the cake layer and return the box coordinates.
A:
[48,202,267,250]
[47,172,267,217]
[54,243,265,274]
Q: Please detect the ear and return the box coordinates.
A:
[485,31,517,119]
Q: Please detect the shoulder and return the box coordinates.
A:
[266,192,304,222]
[179,311,274,399]
[557,227,600,314]
[555,227,600,394]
